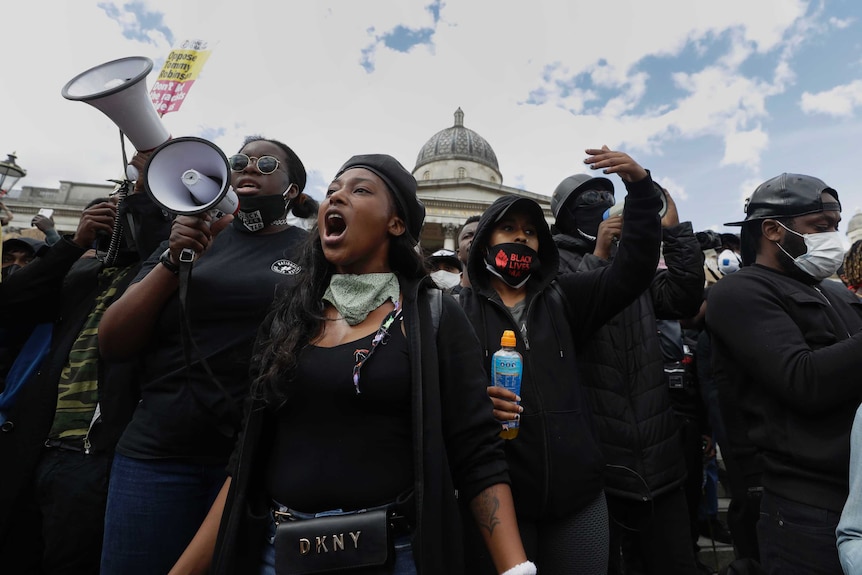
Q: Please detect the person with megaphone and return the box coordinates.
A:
[97,136,309,575]
[0,148,176,575]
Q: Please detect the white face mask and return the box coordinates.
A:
[717,249,741,275]
[776,221,845,281]
[430,270,461,290]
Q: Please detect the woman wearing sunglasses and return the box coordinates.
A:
[168,153,535,575]
[97,136,309,575]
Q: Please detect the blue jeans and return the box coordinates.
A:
[258,510,416,575]
[100,453,226,575]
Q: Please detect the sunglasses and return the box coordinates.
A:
[575,189,615,207]
[228,154,281,175]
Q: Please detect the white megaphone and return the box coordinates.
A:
[603,187,669,220]
[61,56,170,153]
[144,137,239,217]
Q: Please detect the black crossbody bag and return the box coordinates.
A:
[274,504,395,575]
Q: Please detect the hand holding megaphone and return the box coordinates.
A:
[164,211,234,268]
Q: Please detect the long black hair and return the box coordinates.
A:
[250,188,425,406]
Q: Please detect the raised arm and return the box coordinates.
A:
[557,146,662,337]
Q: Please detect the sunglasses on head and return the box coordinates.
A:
[575,189,615,207]
[228,154,281,175]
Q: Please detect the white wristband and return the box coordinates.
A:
[501,560,537,575]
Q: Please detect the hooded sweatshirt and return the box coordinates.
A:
[457,176,662,519]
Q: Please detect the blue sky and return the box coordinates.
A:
[3,0,862,240]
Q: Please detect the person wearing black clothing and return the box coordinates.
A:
[707,173,859,575]
[550,171,705,574]
[0,156,171,575]
[98,136,309,575]
[458,146,663,573]
[169,153,532,575]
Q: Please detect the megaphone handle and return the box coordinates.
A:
[179,248,196,263]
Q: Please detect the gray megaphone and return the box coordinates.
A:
[61,56,170,153]
[143,137,239,217]
[603,185,669,220]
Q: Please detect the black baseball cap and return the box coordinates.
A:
[426,249,462,272]
[725,173,840,226]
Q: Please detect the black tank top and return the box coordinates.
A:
[265,317,413,511]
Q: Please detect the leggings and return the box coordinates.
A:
[464,490,609,575]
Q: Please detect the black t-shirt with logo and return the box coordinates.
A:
[116,224,307,464]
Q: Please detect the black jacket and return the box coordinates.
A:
[707,264,862,512]
[213,277,509,574]
[553,222,704,500]
[0,238,148,537]
[458,178,662,520]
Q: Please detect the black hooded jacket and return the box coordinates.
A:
[457,177,662,520]
[553,222,704,500]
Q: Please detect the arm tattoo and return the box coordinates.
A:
[473,488,502,537]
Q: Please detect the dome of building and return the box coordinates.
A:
[414,108,501,178]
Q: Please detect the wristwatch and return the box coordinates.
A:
[159,248,180,275]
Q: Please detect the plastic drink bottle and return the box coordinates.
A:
[492,330,523,440]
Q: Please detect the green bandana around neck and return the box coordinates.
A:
[323,272,401,325]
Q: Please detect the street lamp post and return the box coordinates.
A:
[0,152,26,196]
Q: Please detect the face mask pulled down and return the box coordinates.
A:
[233,194,289,233]
[484,242,540,289]
[775,221,844,281]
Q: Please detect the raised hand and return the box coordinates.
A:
[584,145,648,183]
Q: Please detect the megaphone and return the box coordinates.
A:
[144,137,239,217]
[603,187,669,220]
[61,56,170,152]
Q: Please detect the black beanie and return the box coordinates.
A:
[336,154,425,244]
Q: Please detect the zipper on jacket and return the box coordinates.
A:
[82,403,101,455]
[812,285,852,337]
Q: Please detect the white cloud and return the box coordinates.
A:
[1,0,857,238]
[721,128,770,169]
[800,80,862,117]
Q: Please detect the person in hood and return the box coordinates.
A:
[1,236,48,279]
[707,173,859,574]
[550,171,705,574]
[457,146,663,574]
[169,153,533,575]
[97,136,308,575]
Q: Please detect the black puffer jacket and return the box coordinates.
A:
[553,222,704,500]
[458,177,662,520]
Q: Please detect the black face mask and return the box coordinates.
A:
[119,193,173,260]
[484,242,541,289]
[232,194,289,233]
[2,264,21,280]
[557,194,613,240]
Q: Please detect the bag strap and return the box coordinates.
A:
[427,287,442,334]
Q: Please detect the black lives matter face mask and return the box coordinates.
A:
[484,242,541,289]
[232,194,289,233]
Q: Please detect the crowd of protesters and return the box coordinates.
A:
[1,136,861,575]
